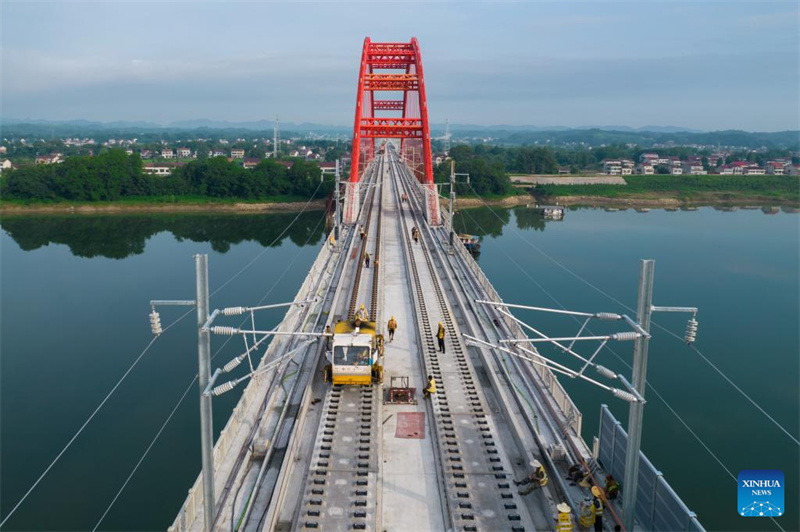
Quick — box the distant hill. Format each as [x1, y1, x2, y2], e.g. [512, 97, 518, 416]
[2, 119, 796, 149]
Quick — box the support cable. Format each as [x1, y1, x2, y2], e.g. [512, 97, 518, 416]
[210, 180, 324, 298]
[91, 211, 327, 530]
[465, 183, 799, 446]
[2, 204, 327, 530]
[459, 204, 787, 531]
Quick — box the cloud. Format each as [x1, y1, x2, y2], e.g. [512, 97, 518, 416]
[1, 47, 350, 94]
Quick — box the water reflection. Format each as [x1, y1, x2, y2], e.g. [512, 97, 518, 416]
[0, 211, 327, 259]
[454, 205, 554, 236]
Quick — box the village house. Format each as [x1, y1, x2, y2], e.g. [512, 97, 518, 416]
[603, 159, 622, 175]
[682, 162, 707, 175]
[161, 149, 175, 159]
[35, 153, 64, 164]
[242, 158, 261, 169]
[319, 161, 338, 175]
[231, 149, 245, 159]
[636, 163, 655, 175]
[0, 159, 13, 173]
[177, 147, 191, 158]
[639, 153, 659, 164]
[743, 165, 765, 175]
[143, 163, 175, 176]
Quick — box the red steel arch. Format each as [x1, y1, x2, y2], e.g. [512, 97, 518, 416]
[345, 37, 439, 225]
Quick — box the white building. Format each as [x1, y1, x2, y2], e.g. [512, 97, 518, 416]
[177, 147, 191, 158]
[603, 160, 622, 175]
[143, 163, 174, 176]
[162, 149, 175, 159]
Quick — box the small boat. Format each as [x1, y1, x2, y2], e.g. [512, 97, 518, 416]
[458, 234, 482, 253]
[540, 205, 565, 219]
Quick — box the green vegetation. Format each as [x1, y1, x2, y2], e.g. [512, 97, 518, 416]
[431, 144, 799, 204]
[0, 150, 333, 203]
[433, 144, 558, 196]
[534, 175, 800, 202]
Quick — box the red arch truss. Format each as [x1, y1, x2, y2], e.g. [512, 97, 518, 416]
[345, 37, 439, 225]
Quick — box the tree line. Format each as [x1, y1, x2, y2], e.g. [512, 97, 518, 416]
[0, 150, 334, 202]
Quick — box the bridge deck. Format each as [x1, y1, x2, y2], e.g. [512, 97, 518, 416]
[169, 151, 609, 532]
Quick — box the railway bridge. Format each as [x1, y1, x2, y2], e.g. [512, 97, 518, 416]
[168, 38, 702, 532]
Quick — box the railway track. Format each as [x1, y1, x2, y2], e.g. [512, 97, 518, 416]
[389, 151, 534, 531]
[293, 159, 385, 531]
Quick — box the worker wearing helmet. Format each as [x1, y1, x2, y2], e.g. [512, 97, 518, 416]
[578, 495, 595, 528]
[517, 460, 548, 495]
[591, 485, 605, 531]
[423, 375, 436, 399]
[555, 503, 574, 532]
[387, 316, 397, 342]
[436, 322, 446, 353]
[355, 304, 368, 322]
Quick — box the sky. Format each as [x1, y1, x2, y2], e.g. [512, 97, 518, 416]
[2, 1, 798, 131]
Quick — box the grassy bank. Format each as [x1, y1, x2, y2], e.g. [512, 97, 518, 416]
[0, 195, 327, 215]
[532, 175, 799, 206]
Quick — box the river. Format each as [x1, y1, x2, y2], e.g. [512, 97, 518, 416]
[1, 207, 797, 531]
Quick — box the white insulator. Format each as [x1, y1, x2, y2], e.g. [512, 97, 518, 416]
[595, 312, 621, 320]
[149, 310, 163, 336]
[611, 331, 640, 342]
[222, 306, 246, 316]
[595, 365, 617, 379]
[223, 354, 246, 373]
[212, 380, 239, 396]
[685, 318, 698, 344]
[211, 326, 239, 336]
[612, 389, 639, 403]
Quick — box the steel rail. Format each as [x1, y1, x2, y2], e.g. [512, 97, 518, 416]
[392, 150, 533, 531]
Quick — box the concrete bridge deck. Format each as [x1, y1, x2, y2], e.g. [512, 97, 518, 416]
[169, 151, 608, 532]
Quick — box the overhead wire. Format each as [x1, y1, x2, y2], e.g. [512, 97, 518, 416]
[458, 205, 788, 532]
[91, 211, 328, 530]
[1, 192, 328, 530]
[210, 180, 325, 297]
[465, 182, 799, 446]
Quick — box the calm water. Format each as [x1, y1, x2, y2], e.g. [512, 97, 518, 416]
[1, 207, 797, 531]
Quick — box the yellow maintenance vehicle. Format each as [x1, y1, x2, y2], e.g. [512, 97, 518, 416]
[324, 316, 384, 385]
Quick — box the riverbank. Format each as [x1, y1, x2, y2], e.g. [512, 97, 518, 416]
[1, 190, 796, 216]
[457, 191, 799, 209]
[545, 192, 800, 209]
[0, 199, 327, 216]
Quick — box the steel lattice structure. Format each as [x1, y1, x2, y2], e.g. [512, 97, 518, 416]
[344, 37, 440, 225]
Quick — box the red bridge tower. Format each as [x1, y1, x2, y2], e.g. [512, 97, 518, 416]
[343, 37, 440, 225]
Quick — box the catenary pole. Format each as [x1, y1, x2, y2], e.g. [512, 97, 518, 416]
[623, 259, 655, 531]
[195, 254, 215, 531]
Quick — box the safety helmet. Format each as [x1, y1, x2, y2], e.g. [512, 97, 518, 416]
[531, 460, 541, 469]
[438, 322, 443, 327]
[360, 304, 365, 309]
[556, 503, 571, 514]
[591, 486, 602, 498]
